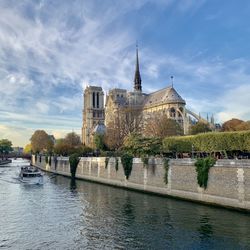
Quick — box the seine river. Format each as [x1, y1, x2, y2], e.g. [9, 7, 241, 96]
[1, 159, 250, 250]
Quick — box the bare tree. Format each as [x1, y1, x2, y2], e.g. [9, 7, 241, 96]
[104, 105, 143, 150]
[143, 114, 183, 138]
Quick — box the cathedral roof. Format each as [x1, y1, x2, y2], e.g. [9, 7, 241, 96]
[144, 86, 186, 106]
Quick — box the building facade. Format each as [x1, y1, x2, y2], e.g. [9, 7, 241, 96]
[82, 48, 214, 146]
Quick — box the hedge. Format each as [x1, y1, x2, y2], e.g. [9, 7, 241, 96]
[163, 131, 250, 153]
[122, 133, 162, 157]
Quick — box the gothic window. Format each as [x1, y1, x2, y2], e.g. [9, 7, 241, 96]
[97, 92, 99, 108]
[92, 92, 95, 108]
[170, 107, 176, 118]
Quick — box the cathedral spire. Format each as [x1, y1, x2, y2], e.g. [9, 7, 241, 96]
[134, 43, 142, 92]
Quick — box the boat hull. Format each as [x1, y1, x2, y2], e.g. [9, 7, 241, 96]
[19, 176, 43, 185]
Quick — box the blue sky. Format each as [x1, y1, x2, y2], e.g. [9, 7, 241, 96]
[1, 0, 250, 146]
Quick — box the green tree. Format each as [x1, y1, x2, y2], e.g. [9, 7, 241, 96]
[30, 130, 54, 153]
[93, 134, 105, 150]
[122, 133, 162, 157]
[0, 139, 12, 158]
[190, 122, 211, 135]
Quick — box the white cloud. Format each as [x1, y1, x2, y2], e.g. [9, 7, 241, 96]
[0, 0, 249, 146]
[216, 84, 250, 122]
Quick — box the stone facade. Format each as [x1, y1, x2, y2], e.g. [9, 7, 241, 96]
[82, 86, 105, 146]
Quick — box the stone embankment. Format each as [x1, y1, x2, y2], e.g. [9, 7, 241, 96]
[33, 156, 250, 211]
[0, 159, 12, 165]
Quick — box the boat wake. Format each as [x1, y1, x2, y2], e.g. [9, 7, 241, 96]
[0, 177, 19, 184]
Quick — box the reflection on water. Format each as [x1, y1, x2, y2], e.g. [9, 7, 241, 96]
[70, 178, 77, 190]
[0, 159, 250, 249]
[198, 214, 213, 240]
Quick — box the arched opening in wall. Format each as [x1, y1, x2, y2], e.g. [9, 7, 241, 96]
[170, 107, 176, 118]
[177, 111, 182, 118]
[97, 92, 99, 108]
[92, 92, 96, 108]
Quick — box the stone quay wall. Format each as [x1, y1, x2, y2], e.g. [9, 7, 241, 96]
[33, 156, 250, 211]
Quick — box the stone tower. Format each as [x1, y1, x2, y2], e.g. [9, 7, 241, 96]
[82, 86, 105, 146]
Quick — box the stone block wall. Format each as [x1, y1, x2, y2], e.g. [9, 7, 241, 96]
[32, 155, 250, 211]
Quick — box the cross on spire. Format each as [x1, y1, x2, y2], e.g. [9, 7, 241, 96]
[171, 76, 174, 88]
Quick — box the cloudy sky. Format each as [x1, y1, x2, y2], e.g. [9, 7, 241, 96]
[0, 0, 250, 146]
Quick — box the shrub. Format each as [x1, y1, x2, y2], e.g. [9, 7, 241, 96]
[163, 131, 250, 154]
[163, 158, 169, 184]
[105, 157, 109, 169]
[141, 155, 149, 167]
[195, 157, 216, 189]
[115, 157, 119, 171]
[69, 153, 80, 179]
[121, 153, 133, 179]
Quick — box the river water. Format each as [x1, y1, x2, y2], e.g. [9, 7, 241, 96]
[0, 159, 250, 250]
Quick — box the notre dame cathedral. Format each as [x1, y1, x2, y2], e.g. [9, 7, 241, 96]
[82, 47, 215, 147]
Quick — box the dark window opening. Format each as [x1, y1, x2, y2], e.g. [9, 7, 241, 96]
[92, 92, 95, 108]
[97, 92, 99, 108]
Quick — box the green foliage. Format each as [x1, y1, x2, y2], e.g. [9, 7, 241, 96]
[93, 134, 106, 150]
[190, 122, 212, 135]
[163, 136, 192, 153]
[123, 133, 162, 157]
[195, 157, 216, 189]
[141, 155, 149, 167]
[163, 130, 250, 153]
[69, 153, 80, 179]
[121, 153, 133, 179]
[0, 139, 12, 154]
[115, 157, 119, 171]
[105, 157, 109, 169]
[163, 158, 169, 184]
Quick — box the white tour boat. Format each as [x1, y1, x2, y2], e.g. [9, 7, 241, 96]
[19, 166, 43, 185]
